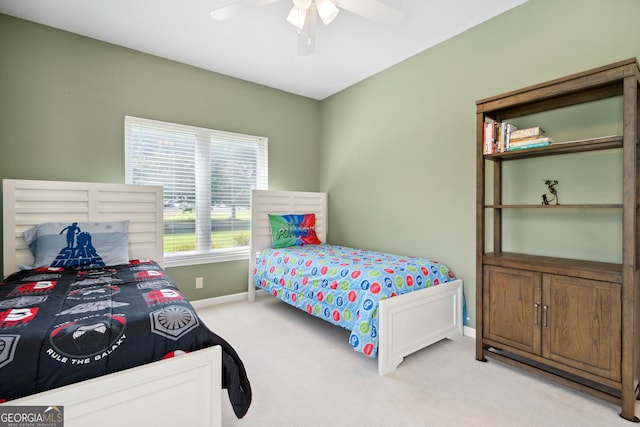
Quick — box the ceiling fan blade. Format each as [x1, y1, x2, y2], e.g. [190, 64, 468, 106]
[210, 0, 282, 20]
[337, 0, 403, 25]
[297, 7, 316, 56]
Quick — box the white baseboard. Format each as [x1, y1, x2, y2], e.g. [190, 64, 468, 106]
[463, 326, 476, 338]
[190, 289, 267, 310]
[190, 292, 248, 310]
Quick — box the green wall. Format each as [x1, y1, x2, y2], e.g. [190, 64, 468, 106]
[320, 0, 640, 327]
[2, 0, 640, 327]
[0, 13, 321, 300]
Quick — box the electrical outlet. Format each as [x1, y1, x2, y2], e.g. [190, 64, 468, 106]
[195, 277, 204, 289]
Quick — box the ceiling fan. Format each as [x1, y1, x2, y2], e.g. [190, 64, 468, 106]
[210, 0, 403, 55]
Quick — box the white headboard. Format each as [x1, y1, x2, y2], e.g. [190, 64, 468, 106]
[3, 179, 164, 277]
[248, 190, 327, 300]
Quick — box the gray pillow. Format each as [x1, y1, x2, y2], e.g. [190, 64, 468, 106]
[23, 221, 129, 269]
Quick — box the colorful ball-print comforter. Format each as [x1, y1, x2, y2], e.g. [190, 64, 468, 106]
[253, 244, 456, 358]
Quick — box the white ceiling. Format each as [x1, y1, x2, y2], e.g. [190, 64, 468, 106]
[0, 0, 528, 100]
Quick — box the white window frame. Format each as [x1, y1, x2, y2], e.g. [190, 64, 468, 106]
[125, 116, 268, 267]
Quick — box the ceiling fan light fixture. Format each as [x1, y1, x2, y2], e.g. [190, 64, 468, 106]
[286, 6, 306, 30]
[315, 0, 339, 25]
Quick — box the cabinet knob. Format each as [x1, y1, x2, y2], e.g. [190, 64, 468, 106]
[534, 303, 540, 325]
[543, 305, 549, 327]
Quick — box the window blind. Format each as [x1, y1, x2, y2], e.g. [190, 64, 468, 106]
[125, 116, 268, 266]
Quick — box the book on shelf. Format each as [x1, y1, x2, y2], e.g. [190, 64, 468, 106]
[482, 120, 557, 154]
[510, 126, 545, 141]
[500, 122, 517, 152]
[483, 121, 517, 154]
[508, 134, 549, 144]
[483, 121, 495, 154]
[508, 136, 554, 148]
[507, 140, 550, 151]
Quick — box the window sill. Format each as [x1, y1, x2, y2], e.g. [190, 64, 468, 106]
[163, 248, 249, 268]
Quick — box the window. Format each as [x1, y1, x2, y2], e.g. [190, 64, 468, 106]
[125, 116, 268, 267]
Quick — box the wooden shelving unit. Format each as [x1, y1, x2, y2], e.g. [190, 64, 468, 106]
[476, 58, 640, 421]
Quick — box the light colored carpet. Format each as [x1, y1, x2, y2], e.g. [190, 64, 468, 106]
[196, 296, 638, 427]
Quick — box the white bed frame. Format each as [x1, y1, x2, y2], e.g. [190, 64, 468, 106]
[249, 189, 464, 375]
[2, 179, 222, 427]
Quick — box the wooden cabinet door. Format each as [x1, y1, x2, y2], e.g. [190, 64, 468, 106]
[483, 266, 542, 354]
[542, 274, 621, 381]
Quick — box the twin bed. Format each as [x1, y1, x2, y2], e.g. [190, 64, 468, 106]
[1, 179, 250, 427]
[249, 190, 464, 375]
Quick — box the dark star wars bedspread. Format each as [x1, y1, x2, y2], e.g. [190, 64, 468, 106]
[0, 260, 251, 418]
